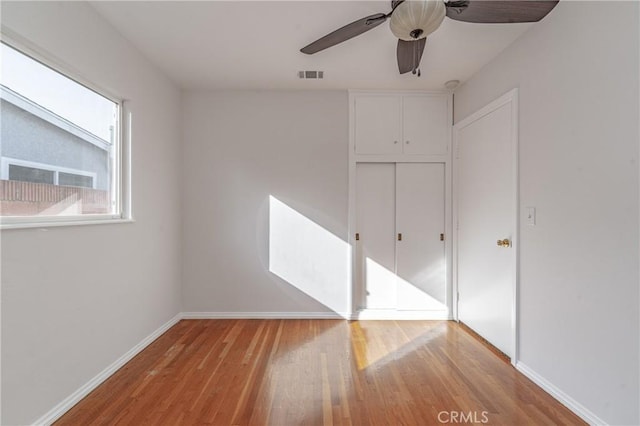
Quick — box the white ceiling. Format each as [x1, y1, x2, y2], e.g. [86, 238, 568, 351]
[90, 1, 538, 91]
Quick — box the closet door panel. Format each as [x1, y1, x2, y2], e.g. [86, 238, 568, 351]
[356, 163, 397, 309]
[395, 163, 446, 310]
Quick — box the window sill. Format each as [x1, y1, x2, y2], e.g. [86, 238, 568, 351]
[0, 217, 135, 230]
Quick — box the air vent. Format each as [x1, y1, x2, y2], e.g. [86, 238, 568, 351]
[298, 70, 324, 79]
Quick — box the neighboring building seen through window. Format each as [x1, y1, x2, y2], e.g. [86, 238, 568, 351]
[0, 42, 120, 220]
[59, 172, 94, 189]
[9, 164, 55, 185]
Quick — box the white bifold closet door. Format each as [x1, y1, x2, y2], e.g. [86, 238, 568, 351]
[356, 162, 445, 311]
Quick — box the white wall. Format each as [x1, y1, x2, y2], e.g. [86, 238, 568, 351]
[1, 2, 183, 424]
[3, 1, 637, 424]
[182, 91, 349, 315]
[454, 2, 639, 424]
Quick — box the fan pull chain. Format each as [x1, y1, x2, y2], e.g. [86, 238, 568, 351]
[411, 41, 421, 77]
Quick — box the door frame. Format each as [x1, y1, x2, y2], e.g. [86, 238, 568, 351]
[452, 88, 519, 365]
[347, 90, 453, 320]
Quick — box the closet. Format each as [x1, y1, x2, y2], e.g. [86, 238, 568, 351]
[350, 91, 451, 317]
[355, 163, 445, 311]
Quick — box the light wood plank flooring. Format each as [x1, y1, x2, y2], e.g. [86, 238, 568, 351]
[56, 320, 585, 425]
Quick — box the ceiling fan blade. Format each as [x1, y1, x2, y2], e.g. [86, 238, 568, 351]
[397, 38, 427, 74]
[301, 13, 388, 54]
[445, 0, 559, 24]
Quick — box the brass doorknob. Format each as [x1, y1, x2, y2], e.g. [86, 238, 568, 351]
[497, 238, 511, 247]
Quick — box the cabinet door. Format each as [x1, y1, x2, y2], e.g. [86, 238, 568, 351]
[355, 96, 402, 155]
[395, 163, 446, 311]
[356, 163, 397, 309]
[402, 96, 449, 155]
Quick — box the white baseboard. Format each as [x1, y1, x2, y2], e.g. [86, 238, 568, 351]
[515, 361, 607, 425]
[181, 311, 349, 319]
[32, 313, 182, 426]
[181, 311, 451, 321]
[353, 309, 451, 320]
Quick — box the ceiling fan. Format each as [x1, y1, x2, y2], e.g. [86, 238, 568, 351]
[300, 0, 559, 76]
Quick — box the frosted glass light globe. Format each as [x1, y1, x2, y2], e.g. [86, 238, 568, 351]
[390, 0, 446, 41]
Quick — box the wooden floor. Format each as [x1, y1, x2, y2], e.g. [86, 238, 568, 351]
[57, 320, 585, 425]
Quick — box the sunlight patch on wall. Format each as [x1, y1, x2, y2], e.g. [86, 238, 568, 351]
[396, 264, 447, 311]
[364, 257, 448, 312]
[269, 196, 350, 316]
[364, 257, 397, 309]
[400, 259, 446, 305]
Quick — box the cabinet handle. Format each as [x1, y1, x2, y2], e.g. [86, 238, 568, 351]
[405, 140, 410, 144]
[398, 233, 402, 241]
[393, 140, 398, 144]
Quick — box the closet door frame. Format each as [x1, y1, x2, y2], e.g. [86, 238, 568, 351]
[348, 90, 453, 320]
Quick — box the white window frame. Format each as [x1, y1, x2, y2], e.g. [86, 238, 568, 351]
[1, 157, 98, 189]
[0, 35, 131, 229]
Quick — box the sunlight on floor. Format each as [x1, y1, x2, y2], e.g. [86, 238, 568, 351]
[349, 320, 445, 370]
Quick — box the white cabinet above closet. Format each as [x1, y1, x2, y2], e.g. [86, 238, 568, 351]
[352, 92, 451, 158]
[403, 95, 449, 155]
[354, 95, 401, 155]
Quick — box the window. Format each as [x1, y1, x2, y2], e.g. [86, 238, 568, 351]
[1, 157, 97, 188]
[58, 172, 94, 189]
[0, 41, 126, 227]
[9, 164, 55, 185]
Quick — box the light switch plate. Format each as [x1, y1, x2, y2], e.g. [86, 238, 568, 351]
[526, 207, 536, 226]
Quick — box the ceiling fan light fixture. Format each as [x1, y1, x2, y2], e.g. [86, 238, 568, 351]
[390, 0, 446, 41]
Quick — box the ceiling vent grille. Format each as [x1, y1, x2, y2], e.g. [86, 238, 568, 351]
[298, 70, 324, 79]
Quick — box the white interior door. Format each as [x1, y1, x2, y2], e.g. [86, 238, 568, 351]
[455, 92, 517, 358]
[356, 163, 396, 309]
[396, 163, 446, 311]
